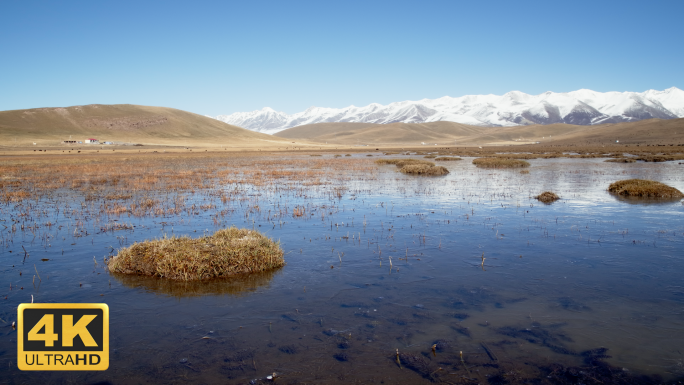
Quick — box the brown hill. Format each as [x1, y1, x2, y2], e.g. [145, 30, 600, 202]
[273, 122, 380, 139]
[275, 121, 487, 144]
[273, 118, 684, 146]
[0, 104, 291, 147]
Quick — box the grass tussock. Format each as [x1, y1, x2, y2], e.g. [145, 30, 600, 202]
[400, 164, 449, 175]
[605, 158, 636, 163]
[608, 179, 684, 199]
[435, 157, 462, 161]
[423, 155, 436, 159]
[520, 169, 530, 174]
[107, 226, 285, 280]
[375, 158, 434, 168]
[376, 158, 448, 175]
[473, 158, 530, 168]
[535, 191, 560, 204]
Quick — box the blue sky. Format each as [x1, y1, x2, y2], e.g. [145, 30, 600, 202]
[1, 0, 682, 116]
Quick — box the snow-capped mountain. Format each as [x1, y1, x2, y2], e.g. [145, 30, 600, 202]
[214, 88, 684, 134]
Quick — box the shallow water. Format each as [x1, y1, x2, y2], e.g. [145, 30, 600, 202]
[1, 156, 683, 384]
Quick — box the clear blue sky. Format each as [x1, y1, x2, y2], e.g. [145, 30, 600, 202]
[1, 0, 682, 116]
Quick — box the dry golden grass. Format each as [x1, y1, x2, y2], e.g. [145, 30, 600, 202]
[608, 179, 684, 199]
[107, 226, 285, 280]
[535, 191, 560, 204]
[375, 158, 434, 167]
[375, 158, 448, 175]
[400, 164, 449, 176]
[435, 157, 462, 161]
[472, 158, 530, 168]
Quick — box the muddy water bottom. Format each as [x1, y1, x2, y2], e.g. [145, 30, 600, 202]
[1, 157, 683, 384]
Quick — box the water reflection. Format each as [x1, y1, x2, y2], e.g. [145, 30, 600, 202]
[609, 193, 683, 205]
[111, 268, 283, 298]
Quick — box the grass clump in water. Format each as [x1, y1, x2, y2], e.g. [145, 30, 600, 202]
[400, 164, 449, 175]
[376, 158, 448, 175]
[107, 226, 285, 280]
[605, 158, 636, 163]
[473, 158, 530, 168]
[535, 191, 560, 204]
[608, 179, 684, 198]
[435, 157, 462, 161]
[375, 158, 434, 168]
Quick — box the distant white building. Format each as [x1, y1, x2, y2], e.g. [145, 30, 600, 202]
[85, 138, 99, 144]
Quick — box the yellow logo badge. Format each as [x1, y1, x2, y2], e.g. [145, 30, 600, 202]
[17, 303, 109, 371]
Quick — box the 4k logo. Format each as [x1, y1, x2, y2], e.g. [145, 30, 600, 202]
[18, 303, 109, 371]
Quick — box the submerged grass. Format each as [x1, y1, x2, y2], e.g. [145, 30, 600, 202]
[608, 179, 684, 198]
[473, 158, 530, 168]
[435, 157, 462, 161]
[605, 158, 636, 163]
[107, 226, 285, 280]
[535, 191, 560, 204]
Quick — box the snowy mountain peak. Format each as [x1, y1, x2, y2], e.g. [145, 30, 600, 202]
[214, 88, 684, 134]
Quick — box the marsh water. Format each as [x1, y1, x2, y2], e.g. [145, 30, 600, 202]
[1, 155, 683, 384]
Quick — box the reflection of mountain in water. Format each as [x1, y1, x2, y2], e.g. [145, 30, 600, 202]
[111, 268, 282, 298]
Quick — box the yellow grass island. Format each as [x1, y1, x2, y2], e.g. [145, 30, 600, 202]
[107, 227, 285, 280]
